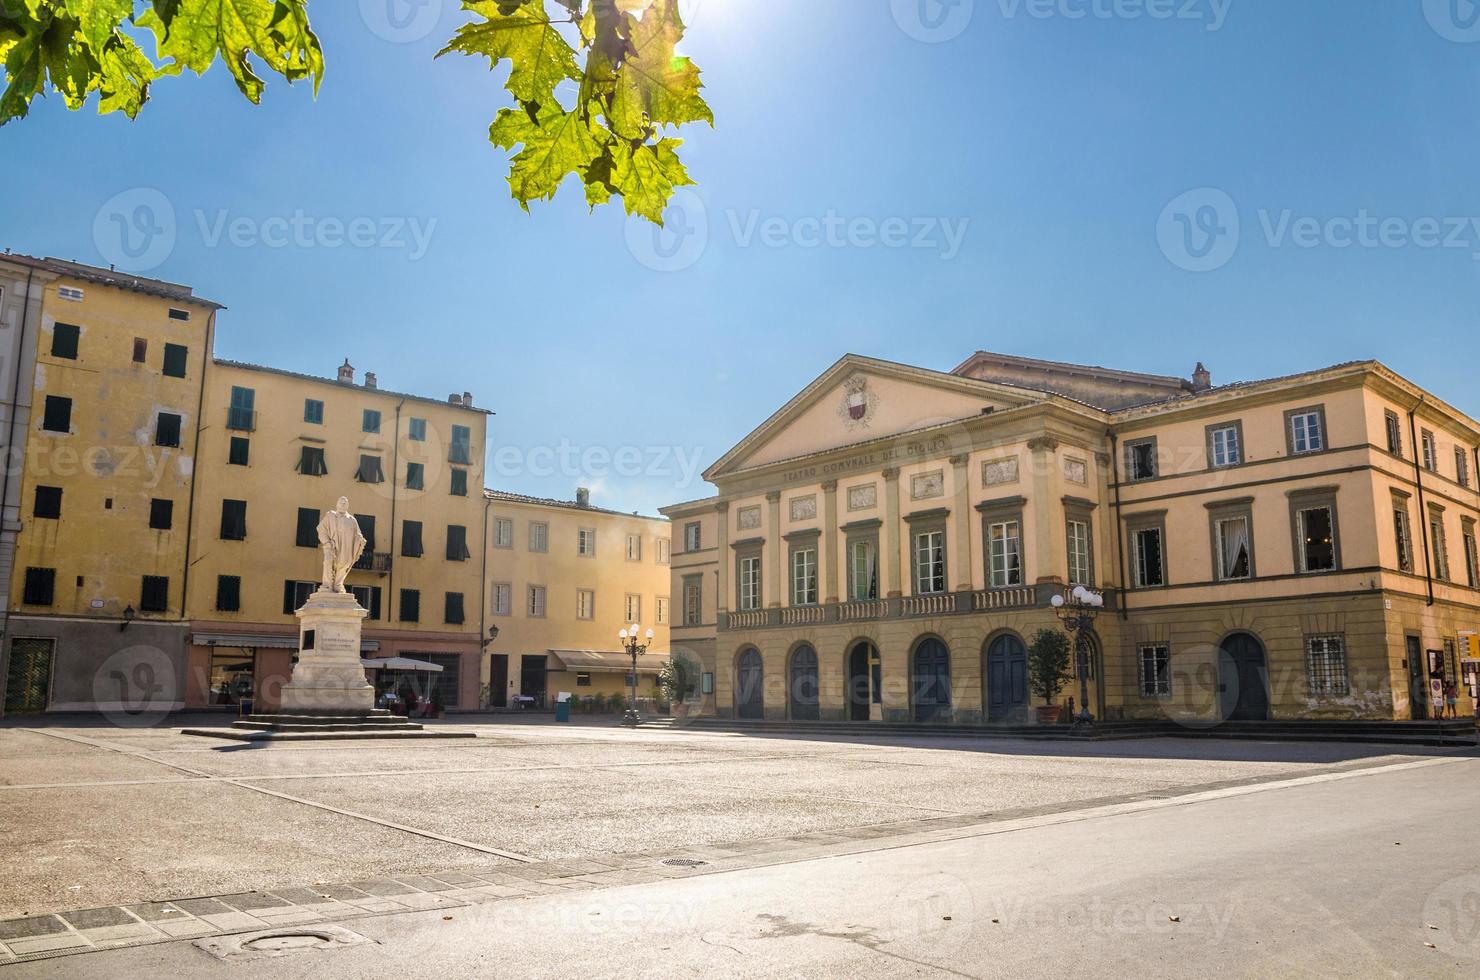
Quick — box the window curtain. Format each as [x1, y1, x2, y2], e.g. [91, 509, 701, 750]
[1222, 519, 1250, 578]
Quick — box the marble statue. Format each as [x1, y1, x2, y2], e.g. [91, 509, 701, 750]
[318, 496, 366, 592]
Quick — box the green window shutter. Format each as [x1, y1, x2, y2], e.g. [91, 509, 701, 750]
[51, 323, 80, 359]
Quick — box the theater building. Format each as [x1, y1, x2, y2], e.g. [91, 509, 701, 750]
[661, 352, 1480, 725]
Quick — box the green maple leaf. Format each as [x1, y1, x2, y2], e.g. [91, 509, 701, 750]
[489, 100, 601, 209]
[609, 135, 692, 223]
[609, 0, 710, 138]
[138, 0, 323, 104]
[439, 0, 580, 107]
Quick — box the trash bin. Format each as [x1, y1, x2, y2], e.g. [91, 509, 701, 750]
[554, 692, 571, 722]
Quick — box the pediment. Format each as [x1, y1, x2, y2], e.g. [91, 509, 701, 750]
[706, 355, 1041, 479]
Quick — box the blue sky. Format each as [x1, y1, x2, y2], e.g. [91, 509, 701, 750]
[5, 0, 1480, 514]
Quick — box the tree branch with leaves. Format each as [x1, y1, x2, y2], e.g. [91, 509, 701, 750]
[0, 0, 709, 223]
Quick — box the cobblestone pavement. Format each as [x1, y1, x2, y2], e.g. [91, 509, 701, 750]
[0, 717, 1469, 966]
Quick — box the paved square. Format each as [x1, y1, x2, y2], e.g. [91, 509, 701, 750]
[0, 717, 1457, 922]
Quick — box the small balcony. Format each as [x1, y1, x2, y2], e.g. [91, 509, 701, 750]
[718, 584, 1107, 632]
[353, 551, 393, 574]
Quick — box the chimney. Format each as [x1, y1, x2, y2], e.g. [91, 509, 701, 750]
[337, 358, 355, 384]
[462, 391, 473, 407]
[449, 393, 461, 405]
[576, 487, 591, 508]
[1191, 362, 1212, 392]
[364, 372, 377, 389]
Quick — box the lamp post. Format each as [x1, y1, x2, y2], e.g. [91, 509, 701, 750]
[1051, 585, 1105, 728]
[618, 623, 654, 728]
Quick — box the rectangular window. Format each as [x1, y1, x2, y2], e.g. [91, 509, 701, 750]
[1394, 506, 1414, 573]
[1297, 506, 1337, 573]
[226, 387, 255, 431]
[1464, 526, 1478, 589]
[527, 585, 546, 618]
[363, 409, 381, 433]
[1139, 644, 1171, 697]
[58, 285, 83, 301]
[132, 338, 147, 363]
[401, 520, 424, 558]
[155, 412, 182, 448]
[656, 596, 669, 625]
[1431, 512, 1450, 582]
[1126, 439, 1158, 481]
[51, 322, 79, 359]
[494, 518, 513, 549]
[161, 343, 188, 378]
[1209, 424, 1242, 468]
[297, 446, 328, 476]
[625, 593, 641, 623]
[1133, 527, 1165, 588]
[408, 417, 426, 441]
[449, 468, 468, 496]
[491, 583, 512, 616]
[149, 498, 174, 530]
[683, 576, 702, 625]
[399, 589, 420, 622]
[657, 538, 670, 564]
[577, 589, 595, 620]
[446, 524, 470, 561]
[791, 547, 819, 605]
[228, 436, 250, 466]
[1306, 635, 1350, 696]
[219, 499, 247, 540]
[684, 522, 701, 551]
[140, 575, 169, 613]
[626, 534, 642, 561]
[849, 537, 879, 600]
[350, 585, 382, 620]
[1457, 449, 1471, 489]
[355, 514, 377, 554]
[33, 485, 62, 519]
[1385, 411, 1403, 456]
[529, 522, 548, 553]
[22, 567, 55, 606]
[304, 399, 324, 424]
[444, 592, 465, 625]
[449, 424, 472, 464]
[283, 580, 316, 614]
[913, 529, 946, 594]
[294, 508, 319, 548]
[168, 307, 191, 321]
[988, 520, 1022, 588]
[1214, 516, 1251, 581]
[355, 454, 384, 484]
[1422, 430, 1438, 472]
[405, 462, 424, 491]
[42, 395, 71, 433]
[216, 575, 241, 612]
[577, 527, 596, 557]
[1067, 518, 1092, 586]
[1288, 409, 1325, 455]
[738, 555, 762, 610]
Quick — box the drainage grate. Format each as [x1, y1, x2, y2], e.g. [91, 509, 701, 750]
[195, 926, 374, 962]
[662, 858, 708, 868]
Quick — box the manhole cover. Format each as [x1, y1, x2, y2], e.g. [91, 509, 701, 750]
[662, 858, 708, 868]
[195, 925, 374, 961]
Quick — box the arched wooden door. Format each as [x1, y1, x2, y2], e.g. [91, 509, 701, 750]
[986, 634, 1028, 722]
[1220, 633, 1269, 721]
[912, 638, 951, 722]
[736, 648, 765, 720]
[789, 646, 820, 721]
[846, 642, 876, 721]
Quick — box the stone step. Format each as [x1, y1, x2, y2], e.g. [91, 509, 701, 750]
[231, 721, 425, 733]
[180, 727, 477, 742]
[243, 714, 410, 726]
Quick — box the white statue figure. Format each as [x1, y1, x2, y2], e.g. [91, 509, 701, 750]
[318, 496, 366, 592]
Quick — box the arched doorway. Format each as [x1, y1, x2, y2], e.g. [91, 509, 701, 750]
[1220, 632, 1269, 721]
[912, 637, 951, 722]
[846, 641, 879, 721]
[736, 648, 765, 720]
[985, 633, 1028, 722]
[788, 645, 820, 721]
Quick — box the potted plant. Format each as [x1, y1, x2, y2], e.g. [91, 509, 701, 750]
[657, 656, 696, 719]
[1028, 628, 1072, 725]
[429, 684, 445, 719]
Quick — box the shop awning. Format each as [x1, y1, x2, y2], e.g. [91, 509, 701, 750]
[361, 657, 444, 672]
[192, 632, 381, 653]
[547, 649, 669, 675]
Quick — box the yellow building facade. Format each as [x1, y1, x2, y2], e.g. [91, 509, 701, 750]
[483, 489, 671, 709]
[662, 353, 1480, 727]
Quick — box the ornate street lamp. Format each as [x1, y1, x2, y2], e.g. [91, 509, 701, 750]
[1051, 585, 1105, 728]
[618, 623, 654, 728]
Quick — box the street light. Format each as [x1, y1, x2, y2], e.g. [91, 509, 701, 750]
[1051, 586, 1105, 728]
[618, 623, 654, 728]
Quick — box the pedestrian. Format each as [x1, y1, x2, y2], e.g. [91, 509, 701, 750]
[1443, 680, 1458, 719]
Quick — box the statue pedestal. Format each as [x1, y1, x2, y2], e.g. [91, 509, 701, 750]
[278, 589, 374, 714]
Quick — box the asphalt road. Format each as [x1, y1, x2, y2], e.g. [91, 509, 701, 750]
[10, 742, 1479, 977]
